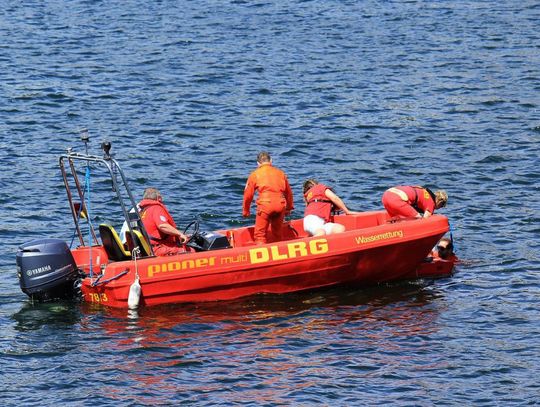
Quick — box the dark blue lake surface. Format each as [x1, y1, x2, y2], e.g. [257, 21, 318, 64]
[1, 1, 539, 405]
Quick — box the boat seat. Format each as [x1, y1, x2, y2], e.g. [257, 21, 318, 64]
[125, 230, 152, 257]
[98, 224, 131, 262]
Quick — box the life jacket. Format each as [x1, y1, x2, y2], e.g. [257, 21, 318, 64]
[411, 186, 436, 213]
[304, 184, 334, 222]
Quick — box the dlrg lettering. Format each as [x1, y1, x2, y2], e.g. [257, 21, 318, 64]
[249, 239, 329, 264]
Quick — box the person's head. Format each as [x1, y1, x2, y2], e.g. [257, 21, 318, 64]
[143, 187, 162, 202]
[257, 151, 272, 165]
[435, 190, 448, 209]
[436, 237, 454, 259]
[303, 178, 319, 194]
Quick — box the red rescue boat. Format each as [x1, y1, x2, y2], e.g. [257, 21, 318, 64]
[16, 140, 455, 309]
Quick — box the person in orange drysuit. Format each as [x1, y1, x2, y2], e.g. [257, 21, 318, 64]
[139, 187, 190, 256]
[381, 185, 448, 219]
[243, 152, 294, 244]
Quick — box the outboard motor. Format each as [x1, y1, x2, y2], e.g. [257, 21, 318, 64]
[16, 238, 82, 302]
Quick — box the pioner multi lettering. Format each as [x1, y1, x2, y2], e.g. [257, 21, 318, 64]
[147, 256, 217, 278]
[146, 239, 330, 277]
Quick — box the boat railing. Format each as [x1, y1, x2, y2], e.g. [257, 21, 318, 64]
[59, 137, 155, 256]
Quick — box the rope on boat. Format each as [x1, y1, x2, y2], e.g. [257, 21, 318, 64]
[132, 247, 140, 279]
[449, 221, 457, 253]
[91, 268, 129, 287]
[85, 164, 93, 278]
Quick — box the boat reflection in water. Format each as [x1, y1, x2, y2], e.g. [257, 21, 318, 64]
[67, 285, 448, 404]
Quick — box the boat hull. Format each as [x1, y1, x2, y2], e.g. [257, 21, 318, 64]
[79, 211, 450, 308]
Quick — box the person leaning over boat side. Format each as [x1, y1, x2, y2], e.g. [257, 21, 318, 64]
[243, 151, 294, 244]
[302, 179, 360, 236]
[381, 185, 448, 219]
[139, 187, 190, 256]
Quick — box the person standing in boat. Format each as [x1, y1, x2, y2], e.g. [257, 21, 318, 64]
[139, 187, 190, 256]
[302, 179, 360, 236]
[382, 185, 448, 219]
[243, 151, 294, 244]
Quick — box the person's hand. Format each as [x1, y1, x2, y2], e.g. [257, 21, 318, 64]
[243, 211, 250, 218]
[178, 233, 188, 243]
[345, 210, 361, 215]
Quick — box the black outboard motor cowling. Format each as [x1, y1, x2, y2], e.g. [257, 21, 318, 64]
[16, 238, 81, 302]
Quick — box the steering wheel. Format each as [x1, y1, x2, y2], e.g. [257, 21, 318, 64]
[182, 220, 200, 245]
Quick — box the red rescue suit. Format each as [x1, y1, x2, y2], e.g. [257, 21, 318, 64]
[139, 199, 187, 256]
[243, 163, 294, 244]
[382, 186, 436, 219]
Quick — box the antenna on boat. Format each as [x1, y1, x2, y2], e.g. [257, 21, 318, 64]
[80, 128, 90, 155]
[101, 141, 117, 191]
[101, 140, 112, 159]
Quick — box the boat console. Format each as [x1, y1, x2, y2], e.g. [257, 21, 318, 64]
[187, 231, 231, 252]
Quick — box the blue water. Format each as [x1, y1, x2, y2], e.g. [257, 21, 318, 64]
[1, 1, 540, 405]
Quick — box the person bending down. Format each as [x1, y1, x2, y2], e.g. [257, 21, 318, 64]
[382, 185, 447, 219]
[303, 179, 360, 236]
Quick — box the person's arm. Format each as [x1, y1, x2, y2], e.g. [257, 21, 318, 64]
[284, 177, 294, 213]
[158, 223, 188, 242]
[243, 174, 256, 217]
[422, 197, 435, 218]
[325, 189, 360, 215]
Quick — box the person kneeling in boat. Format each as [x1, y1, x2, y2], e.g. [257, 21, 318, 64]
[382, 185, 447, 220]
[303, 179, 360, 236]
[139, 187, 190, 256]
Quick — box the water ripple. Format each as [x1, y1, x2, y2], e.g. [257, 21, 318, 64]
[1, 0, 540, 405]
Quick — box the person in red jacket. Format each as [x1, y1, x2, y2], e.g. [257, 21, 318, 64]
[303, 179, 360, 236]
[243, 152, 294, 244]
[382, 185, 448, 219]
[139, 187, 190, 256]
